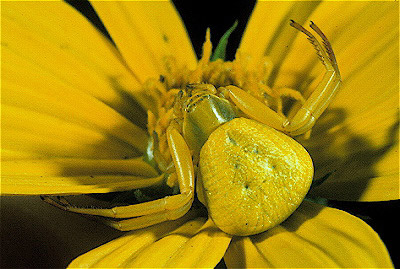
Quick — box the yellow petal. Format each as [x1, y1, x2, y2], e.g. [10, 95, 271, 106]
[238, 1, 320, 79]
[2, 103, 158, 195]
[294, 2, 399, 201]
[1, 1, 147, 125]
[240, 1, 399, 201]
[68, 215, 204, 268]
[163, 218, 231, 268]
[2, 53, 147, 156]
[1, 104, 140, 159]
[2, 1, 149, 163]
[126, 218, 231, 268]
[91, 1, 197, 83]
[1, 157, 157, 178]
[225, 201, 393, 268]
[1, 173, 165, 195]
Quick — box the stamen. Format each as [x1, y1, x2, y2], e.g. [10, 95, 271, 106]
[190, 29, 213, 83]
[202, 28, 212, 64]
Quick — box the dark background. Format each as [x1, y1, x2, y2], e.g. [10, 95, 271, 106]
[1, 1, 398, 268]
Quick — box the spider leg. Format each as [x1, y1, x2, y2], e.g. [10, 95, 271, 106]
[40, 173, 167, 215]
[225, 21, 341, 136]
[283, 20, 342, 136]
[42, 127, 194, 224]
[102, 200, 194, 231]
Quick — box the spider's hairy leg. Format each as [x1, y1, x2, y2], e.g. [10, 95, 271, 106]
[42, 127, 195, 230]
[41, 173, 167, 216]
[309, 21, 340, 75]
[225, 21, 341, 136]
[283, 20, 342, 136]
[103, 199, 194, 231]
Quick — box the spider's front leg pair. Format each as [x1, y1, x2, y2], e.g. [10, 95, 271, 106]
[226, 20, 342, 136]
[43, 126, 195, 231]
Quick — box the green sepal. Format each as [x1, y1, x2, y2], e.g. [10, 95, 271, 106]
[210, 20, 238, 61]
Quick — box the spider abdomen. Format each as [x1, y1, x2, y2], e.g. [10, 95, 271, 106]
[198, 118, 313, 236]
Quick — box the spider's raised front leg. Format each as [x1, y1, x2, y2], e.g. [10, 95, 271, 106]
[226, 21, 342, 136]
[43, 126, 195, 231]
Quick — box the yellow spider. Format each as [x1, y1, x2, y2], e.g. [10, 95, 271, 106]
[43, 21, 341, 236]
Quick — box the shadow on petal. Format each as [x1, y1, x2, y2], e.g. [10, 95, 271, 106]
[300, 107, 399, 201]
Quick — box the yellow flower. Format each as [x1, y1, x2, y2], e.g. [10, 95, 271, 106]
[1, 1, 398, 268]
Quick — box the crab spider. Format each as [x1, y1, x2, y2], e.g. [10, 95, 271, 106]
[43, 21, 341, 235]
